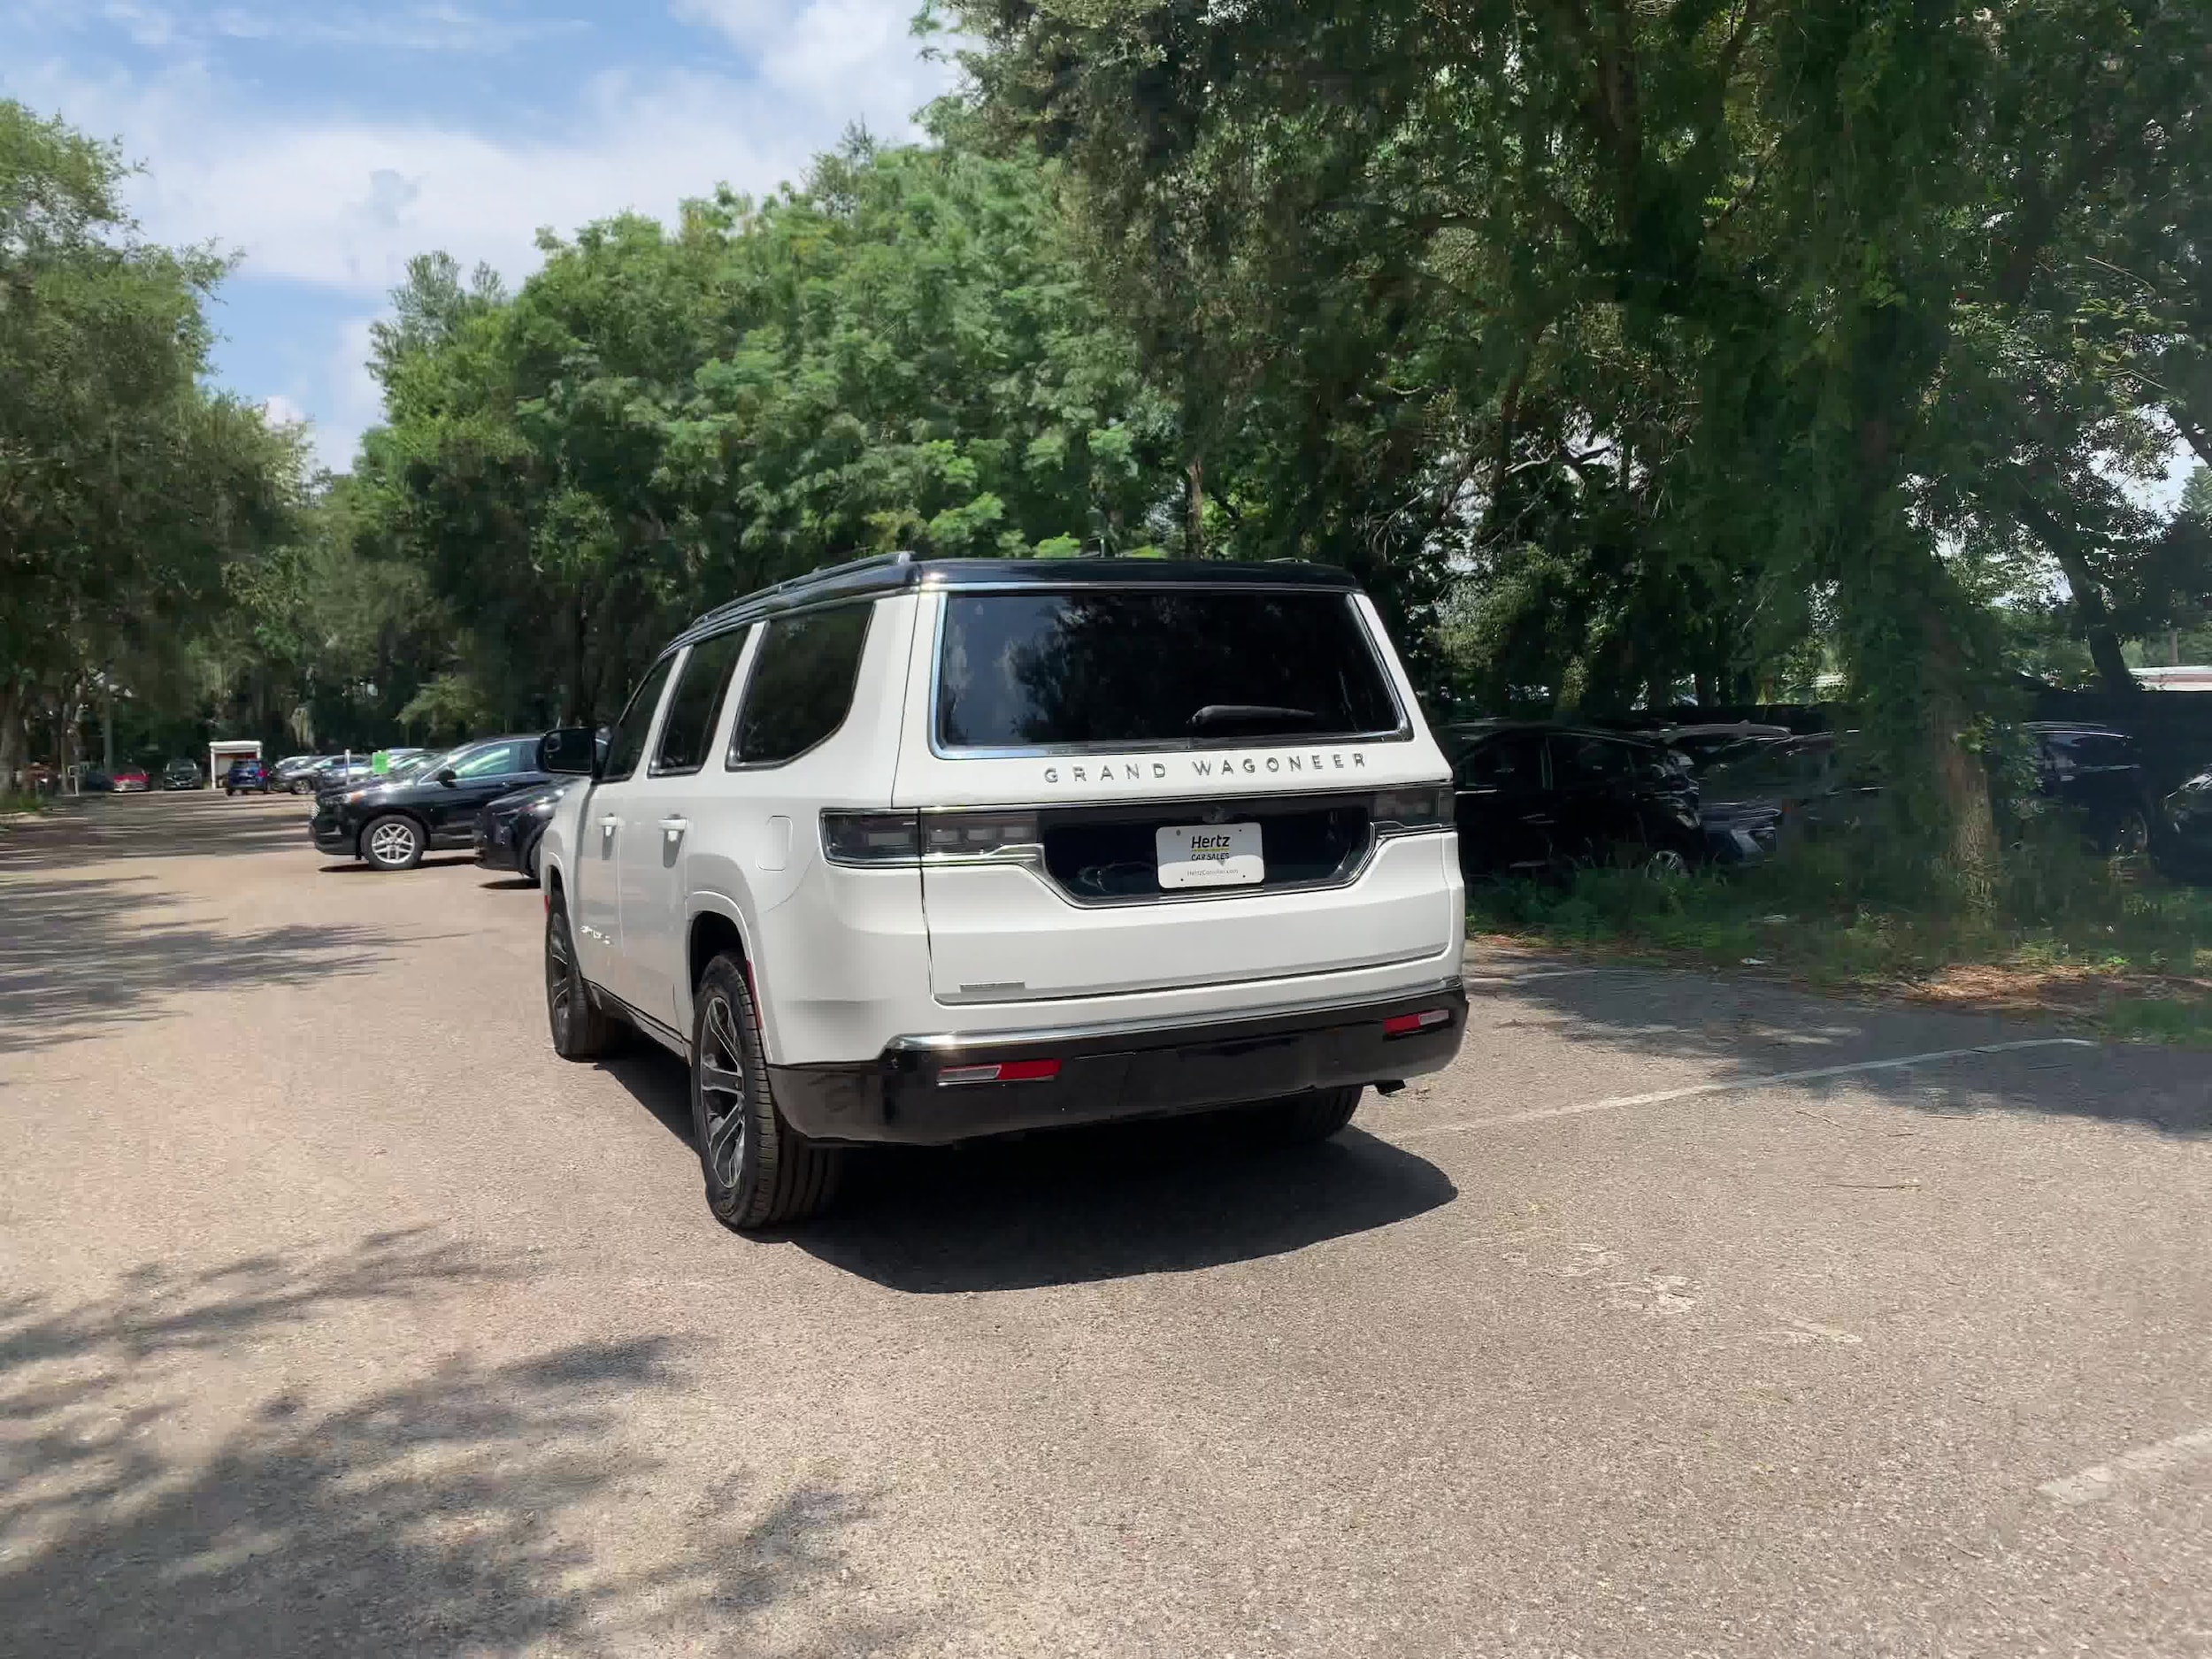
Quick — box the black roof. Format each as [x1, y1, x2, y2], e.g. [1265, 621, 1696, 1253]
[681, 551, 1359, 641]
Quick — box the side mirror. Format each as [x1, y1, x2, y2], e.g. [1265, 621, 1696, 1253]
[435, 767, 459, 786]
[539, 726, 599, 778]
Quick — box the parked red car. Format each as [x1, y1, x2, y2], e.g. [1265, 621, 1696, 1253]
[112, 767, 150, 793]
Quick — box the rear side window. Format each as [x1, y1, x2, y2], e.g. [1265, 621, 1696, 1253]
[602, 657, 675, 783]
[729, 604, 873, 767]
[935, 589, 1402, 751]
[1455, 733, 1541, 789]
[654, 627, 750, 774]
[1549, 735, 1634, 786]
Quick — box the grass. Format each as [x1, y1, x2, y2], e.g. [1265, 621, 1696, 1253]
[0, 788, 44, 818]
[1468, 829, 2212, 1046]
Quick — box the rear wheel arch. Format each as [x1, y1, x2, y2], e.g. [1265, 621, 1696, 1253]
[687, 906, 749, 991]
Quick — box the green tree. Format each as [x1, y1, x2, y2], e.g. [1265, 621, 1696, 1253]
[938, 0, 2212, 883]
[359, 136, 1182, 725]
[0, 100, 302, 778]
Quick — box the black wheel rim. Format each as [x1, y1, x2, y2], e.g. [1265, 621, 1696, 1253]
[546, 910, 574, 1043]
[697, 991, 749, 1188]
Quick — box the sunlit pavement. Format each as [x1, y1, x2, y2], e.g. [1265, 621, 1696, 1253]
[3, 791, 2208, 1657]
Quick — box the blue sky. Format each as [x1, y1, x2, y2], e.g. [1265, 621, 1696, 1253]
[0, 1, 958, 470]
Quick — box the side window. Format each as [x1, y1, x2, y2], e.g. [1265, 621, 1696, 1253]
[653, 627, 750, 775]
[602, 657, 676, 783]
[1550, 735, 1632, 787]
[728, 604, 873, 768]
[452, 741, 531, 780]
[1455, 734, 1540, 790]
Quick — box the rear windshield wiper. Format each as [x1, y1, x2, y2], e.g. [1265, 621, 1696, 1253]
[1187, 703, 1321, 735]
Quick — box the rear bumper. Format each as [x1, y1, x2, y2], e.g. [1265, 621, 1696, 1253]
[474, 822, 521, 870]
[770, 978, 1467, 1147]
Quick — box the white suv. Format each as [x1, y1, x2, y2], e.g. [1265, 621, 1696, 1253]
[537, 555, 1467, 1230]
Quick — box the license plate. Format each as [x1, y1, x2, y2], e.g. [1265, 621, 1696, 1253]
[1156, 822, 1264, 889]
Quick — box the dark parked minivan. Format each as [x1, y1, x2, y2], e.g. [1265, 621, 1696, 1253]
[1443, 722, 1701, 877]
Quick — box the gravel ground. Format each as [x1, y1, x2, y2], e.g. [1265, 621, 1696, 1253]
[3, 791, 2208, 1658]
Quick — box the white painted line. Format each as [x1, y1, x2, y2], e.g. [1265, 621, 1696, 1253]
[2042, 1424, 2212, 1507]
[1508, 968, 1607, 982]
[1402, 1038, 2099, 1138]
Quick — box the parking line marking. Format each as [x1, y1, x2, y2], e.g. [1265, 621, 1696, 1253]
[1402, 1038, 2099, 1138]
[2041, 1424, 2212, 1507]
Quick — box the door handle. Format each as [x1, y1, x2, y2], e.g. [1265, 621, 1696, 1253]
[597, 815, 622, 833]
[657, 818, 689, 834]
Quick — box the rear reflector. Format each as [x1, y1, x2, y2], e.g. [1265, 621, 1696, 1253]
[1383, 1009, 1453, 1037]
[938, 1059, 1063, 1087]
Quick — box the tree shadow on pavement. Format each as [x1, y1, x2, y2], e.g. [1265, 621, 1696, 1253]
[0, 1234, 903, 1657]
[1485, 969, 2212, 1136]
[0, 873, 390, 1056]
[0, 794, 311, 871]
[602, 1047, 1457, 1292]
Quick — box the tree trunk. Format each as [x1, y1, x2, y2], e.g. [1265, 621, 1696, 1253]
[564, 591, 587, 726]
[1922, 610, 2000, 899]
[2051, 544, 2138, 695]
[1184, 457, 1206, 558]
[0, 682, 21, 790]
[102, 686, 114, 772]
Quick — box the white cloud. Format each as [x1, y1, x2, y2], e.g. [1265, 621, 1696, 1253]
[672, 0, 949, 111]
[204, 4, 589, 54]
[323, 316, 386, 466]
[259, 391, 307, 426]
[4, 0, 955, 470]
[17, 25, 953, 299]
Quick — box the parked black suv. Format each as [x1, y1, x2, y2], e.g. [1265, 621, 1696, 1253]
[2155, 769, 2212, 883]
[1443, 722, 1701, 877]
[311, 735, 552, 870]
[473, 780, 572, 883]
[2023, 723, 2155, 855]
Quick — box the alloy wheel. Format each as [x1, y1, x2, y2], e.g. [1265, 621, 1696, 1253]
[696, 992, 749, 1189]
[546, 908, 576, 1045]
[366, 818, 419, 867]
[1646, 847, 1691, 879]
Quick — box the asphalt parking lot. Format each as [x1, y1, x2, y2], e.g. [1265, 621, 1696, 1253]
[3, 791, 2209, 1657]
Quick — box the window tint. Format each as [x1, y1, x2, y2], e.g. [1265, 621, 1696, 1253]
[654, 627, 750, 774]
[729, 605, 873, 767]
[1455, 733, 1541, 789]
[936, 589, 1401, 751]
[451, 741, 533, 780]
[1549, 735, 1635, 787]
[602, 657, 675, 782]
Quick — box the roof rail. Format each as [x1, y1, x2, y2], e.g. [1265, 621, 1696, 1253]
[689, 550, 913, 630]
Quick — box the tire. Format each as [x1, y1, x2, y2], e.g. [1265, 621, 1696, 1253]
[690, 953, 841, 1231]
[360, 813, 425, 871]
[2106, 810, 2150, 858]
[1248, 1086, 1363, 1145]
[544, 893, 616, 1060]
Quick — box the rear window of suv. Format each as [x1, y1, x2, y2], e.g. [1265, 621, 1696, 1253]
[934, 588, 1402, 752]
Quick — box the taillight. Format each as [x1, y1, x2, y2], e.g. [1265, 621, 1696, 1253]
[938, 1059, 1062, 1087]
[921, 810, 1042, 859]
[1383, 1009, 1453, 1037]
[820, 810, 921, 864]
[1371, 786, 1452, 834]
